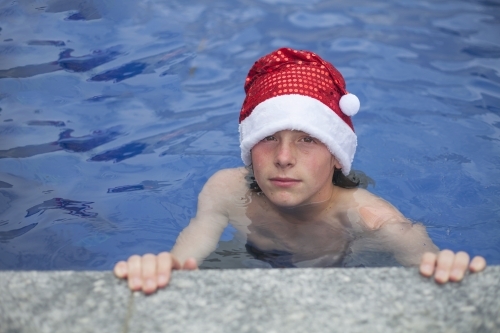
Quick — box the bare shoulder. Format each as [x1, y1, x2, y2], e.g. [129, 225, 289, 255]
[197, 167, 250, 212]
[203, 167, 249, 193]
[199, 168, 248, 205]
[341, 188, 408, 230]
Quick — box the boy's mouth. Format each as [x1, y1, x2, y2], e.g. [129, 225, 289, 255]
[269, 177, 301, 187]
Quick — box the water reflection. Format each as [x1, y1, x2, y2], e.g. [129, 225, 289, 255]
[45, 0, 102, 21]
[0, 47, 122, 79]
[107, 180, 172, 193]
[27, 40, 66, 47]
[0, 127, 122, 159]
[26, 198, 97, 218]
[90, 47, 194, 82]
[89, 114, 232, 162]
[0, 223, 37, 242]
[27, 120, 66, 127]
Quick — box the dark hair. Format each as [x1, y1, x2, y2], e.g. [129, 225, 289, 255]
[333, 168, 361, 189]
[246, 167, 373, 193]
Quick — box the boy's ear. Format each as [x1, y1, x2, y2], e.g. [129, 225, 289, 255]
[332, 156, 342, 169]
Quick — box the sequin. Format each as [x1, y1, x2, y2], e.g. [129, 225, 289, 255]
[240, 47, 353, 131]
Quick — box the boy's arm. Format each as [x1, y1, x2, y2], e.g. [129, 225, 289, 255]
[170, 170, 233, 263]
[114, 169, 235, 294]
[351, 189, 486, 283]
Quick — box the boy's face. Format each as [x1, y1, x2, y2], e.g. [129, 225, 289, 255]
[251, 130, 340, 208]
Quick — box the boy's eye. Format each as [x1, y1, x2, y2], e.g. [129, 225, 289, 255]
[302, 136, 315, 143]
[262, 136, 276, 141]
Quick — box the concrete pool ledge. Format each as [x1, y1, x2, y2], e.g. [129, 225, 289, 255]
[1, 267, 499, 333]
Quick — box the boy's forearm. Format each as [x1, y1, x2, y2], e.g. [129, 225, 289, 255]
[394, 242, 439, 267]
[170, 216, 228, 264]
[170, 234, 218, 264]
[367, 221, 439, 267]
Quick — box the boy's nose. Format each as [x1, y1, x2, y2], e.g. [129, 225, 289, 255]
[275, 142, 296, 168]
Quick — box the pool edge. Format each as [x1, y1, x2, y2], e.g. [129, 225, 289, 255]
[1, 266, 499, 333]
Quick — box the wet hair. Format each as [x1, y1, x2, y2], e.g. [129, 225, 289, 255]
[333, 168, 361, 189]
[245, 166, 373, 193]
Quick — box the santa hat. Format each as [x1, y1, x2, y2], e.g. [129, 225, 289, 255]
[239, 47, 359, 175]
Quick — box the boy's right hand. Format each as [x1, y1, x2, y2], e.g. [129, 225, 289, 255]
[113, 252, 198, 294]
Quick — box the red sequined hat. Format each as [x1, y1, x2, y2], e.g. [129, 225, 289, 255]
[239, 47, 360, 175]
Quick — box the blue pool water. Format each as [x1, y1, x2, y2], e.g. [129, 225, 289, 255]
[0, 0, 499, 269]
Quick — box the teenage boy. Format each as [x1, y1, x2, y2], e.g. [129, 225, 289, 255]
[114, 48, 486, 294]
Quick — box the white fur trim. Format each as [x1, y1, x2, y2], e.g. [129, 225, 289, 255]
[239, 94, 357, 175]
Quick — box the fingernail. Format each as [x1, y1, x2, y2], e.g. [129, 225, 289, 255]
[435, 270, 447, 282]
[421, 264, 433, 275]
[132, 277, 141, 288]
[146, 279, 155, 289]
[158, 275, 167, 286]
[451, 269, 464, 281]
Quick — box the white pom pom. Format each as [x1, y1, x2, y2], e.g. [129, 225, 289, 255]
[339, 93, 360, 116]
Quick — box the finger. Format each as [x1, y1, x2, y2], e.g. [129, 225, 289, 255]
[419, 252, 437, 277]
[182, 257, 199, 271]
[127, 255, 143, 291]
[114, 261, 128, 278]
[434, 250, 455, 284]
[469, 256, 487, 273]
[157, 252, 180, 288]
[141, 254, 158, 294]
[449, 251, 470, 282]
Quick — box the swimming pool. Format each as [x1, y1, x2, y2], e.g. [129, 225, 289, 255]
[0, 0, 499, 269]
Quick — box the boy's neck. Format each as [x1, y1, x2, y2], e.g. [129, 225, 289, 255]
[268, 185, 340, 224]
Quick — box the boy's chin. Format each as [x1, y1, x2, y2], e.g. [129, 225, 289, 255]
[262, 191, 308, 208]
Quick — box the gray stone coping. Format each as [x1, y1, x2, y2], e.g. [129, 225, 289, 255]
[1, 266, 499, 333]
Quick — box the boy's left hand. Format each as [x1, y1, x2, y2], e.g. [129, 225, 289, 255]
[419, 250, 486, 283]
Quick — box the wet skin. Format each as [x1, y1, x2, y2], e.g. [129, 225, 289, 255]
[250, 130, 340, 209]
[114, 130, 487, 294]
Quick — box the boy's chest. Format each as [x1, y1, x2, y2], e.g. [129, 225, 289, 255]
[232, 197, 355, 264]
